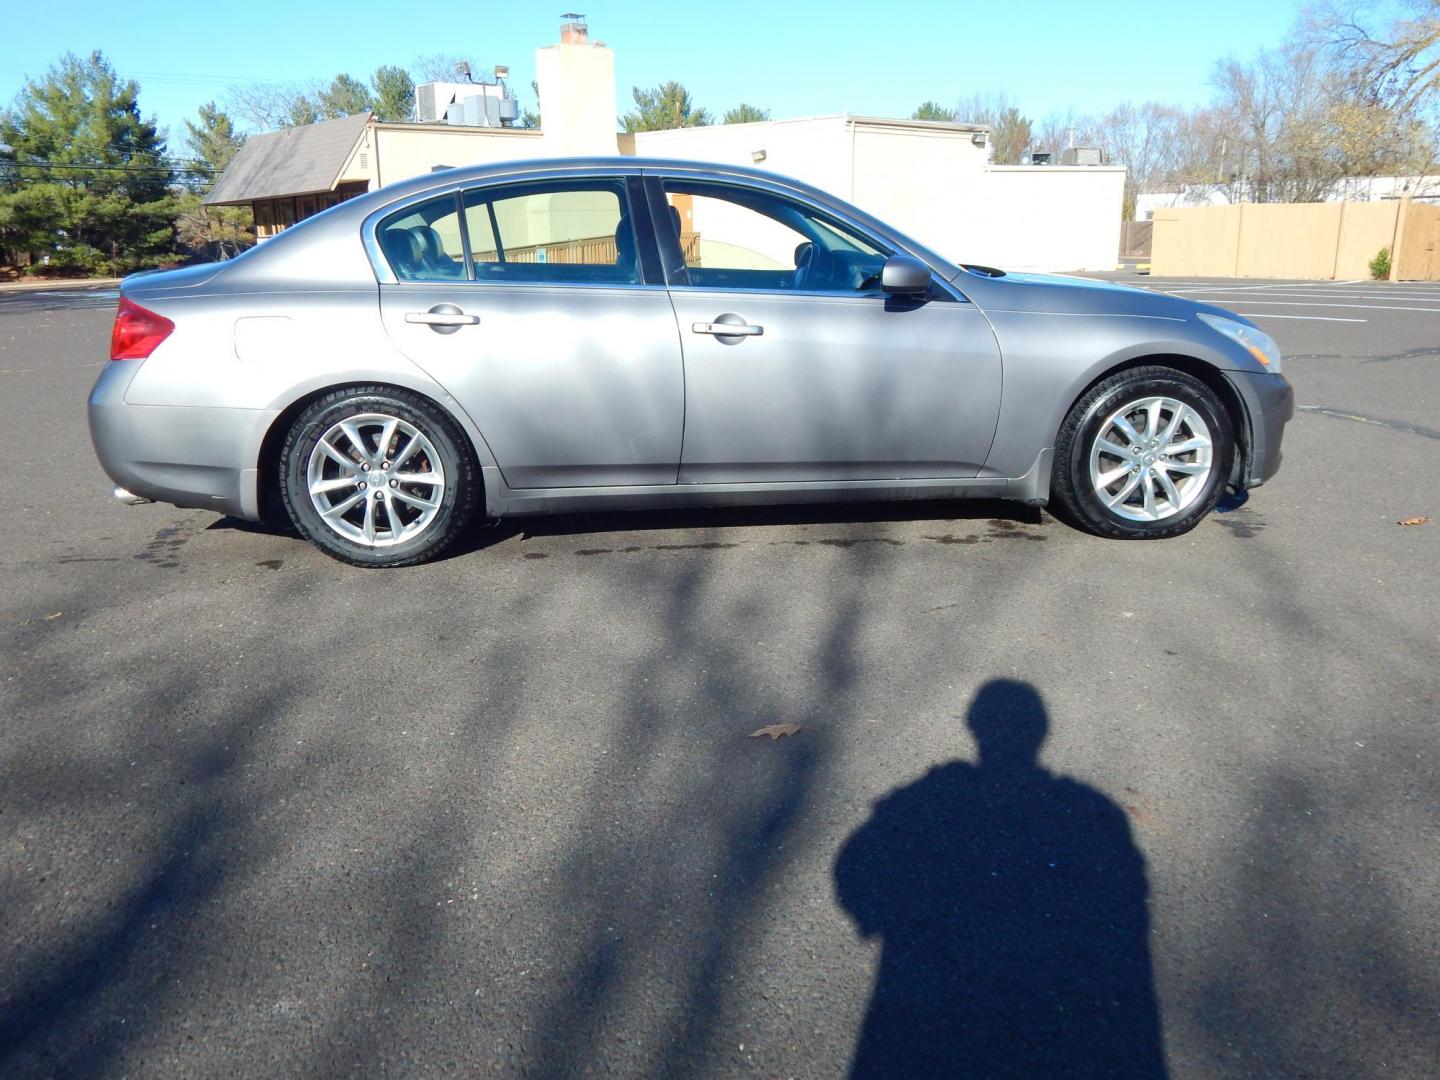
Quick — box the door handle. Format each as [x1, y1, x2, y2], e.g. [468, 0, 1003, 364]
[406, 311, 480, 326]
[692, 321, 763, 336]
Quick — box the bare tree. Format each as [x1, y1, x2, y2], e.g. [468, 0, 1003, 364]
[952, 92, 1032, 163]
[227, 81, 322, 132]
[1313, 0, 1440, 118]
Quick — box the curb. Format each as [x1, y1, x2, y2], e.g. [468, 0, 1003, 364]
[0, 277, 122, 294]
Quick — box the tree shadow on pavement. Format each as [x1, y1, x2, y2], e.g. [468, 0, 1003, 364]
[835, 679, 1166, 1079]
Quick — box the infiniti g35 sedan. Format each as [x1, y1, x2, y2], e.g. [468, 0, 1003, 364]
[90, 158, 1292, 567]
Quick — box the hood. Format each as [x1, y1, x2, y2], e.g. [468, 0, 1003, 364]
[951, 268, 1250, 325]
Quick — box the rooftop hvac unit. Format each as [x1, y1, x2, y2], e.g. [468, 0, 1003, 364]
[1060, 146, 1104, 166]
[450, 93, 520, 127]
[416, 82, 471, 123]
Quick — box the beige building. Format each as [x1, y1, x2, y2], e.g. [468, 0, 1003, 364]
[207, 19, 1125, 271]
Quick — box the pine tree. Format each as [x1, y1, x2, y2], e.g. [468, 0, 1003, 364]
[621, 82, 712, 132]
[371, 66, 415, 123]
[318, 74, 373, 120]
[175, 101, 253, 260]
[722, 103, 770, 125]
[0, 51, 175, 274]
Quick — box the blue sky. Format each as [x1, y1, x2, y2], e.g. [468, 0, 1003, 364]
[2, 0, 1301, 145]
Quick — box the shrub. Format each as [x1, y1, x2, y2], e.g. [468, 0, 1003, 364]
[1370, 246, 1392, 280]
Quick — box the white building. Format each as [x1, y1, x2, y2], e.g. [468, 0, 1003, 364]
[209, 19, 1125, 272]
[1135, 174, 1440, 221]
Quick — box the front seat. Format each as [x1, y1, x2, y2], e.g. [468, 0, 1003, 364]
[615, 215, 637, 280]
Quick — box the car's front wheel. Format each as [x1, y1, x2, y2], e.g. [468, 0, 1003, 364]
[1051, 366, 1234, 539]
[279, 386, 479, 567]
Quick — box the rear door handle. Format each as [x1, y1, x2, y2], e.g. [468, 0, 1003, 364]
[406, 311, 480, 326]
[692, 321, 763, 336]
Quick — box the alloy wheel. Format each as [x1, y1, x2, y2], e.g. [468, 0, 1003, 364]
[1087, 396, 1214, 522]
[305, 412, 446, 546]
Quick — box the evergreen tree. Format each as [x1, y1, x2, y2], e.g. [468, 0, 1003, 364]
[911, 101, 958, 122]
[722, 103, 770, 124]
[0, 51, 175, 274]
[183, 101, 246, 188]
[175, 101, 253, 260]
[371, 66, 415, 123]
[318, 74, 373, 120]
[622, 82, 712, 132]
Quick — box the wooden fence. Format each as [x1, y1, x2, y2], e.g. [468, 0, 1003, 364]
[474, 231, 705, 266]
[1151, 198, 1440, 280]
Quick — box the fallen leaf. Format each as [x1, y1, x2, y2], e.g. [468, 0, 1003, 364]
[43, 612, 63, 620]
[750, 724, 801, 740]
[1398, 516, 1430, 526]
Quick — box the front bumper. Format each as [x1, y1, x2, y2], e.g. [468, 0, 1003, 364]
[1226, 370, 1293, 488]
[88, 361, 275, 519]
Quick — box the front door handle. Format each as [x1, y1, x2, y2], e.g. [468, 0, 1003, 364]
[692, 320, 763, 336]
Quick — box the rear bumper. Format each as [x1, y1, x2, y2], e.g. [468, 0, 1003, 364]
[1227, 370, 1293, 488]
[88, 361, 274, 519]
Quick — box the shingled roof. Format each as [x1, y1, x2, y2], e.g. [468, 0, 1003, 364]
[204, 112, 371, 205]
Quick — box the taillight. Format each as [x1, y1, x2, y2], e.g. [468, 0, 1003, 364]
[110, 297, 175, 361]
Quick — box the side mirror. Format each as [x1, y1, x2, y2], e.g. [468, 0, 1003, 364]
[880, 255, 932, 296]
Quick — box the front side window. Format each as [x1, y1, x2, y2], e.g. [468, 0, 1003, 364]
[462, 181, 640, 285]
[377, 194, 468, 282]
[661, 181, 891, 294]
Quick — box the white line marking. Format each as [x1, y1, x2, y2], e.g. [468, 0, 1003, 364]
[1158, 281, 1365, 293]
[1233, 313, 1367, 322]
[1201, 300, 1440, 313]
[1173, 289, 1440, 301]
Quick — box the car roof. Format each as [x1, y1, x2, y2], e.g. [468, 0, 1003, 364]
[213, 156, 960, 290]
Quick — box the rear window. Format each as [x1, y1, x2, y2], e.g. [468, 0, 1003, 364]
[377, 181, 641, 286]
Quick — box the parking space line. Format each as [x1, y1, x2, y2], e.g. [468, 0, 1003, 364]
[1174, 289, 1440, 302]
[1158, 281, 1365, 293]
[1234, 313, 1367, 322]
[1202, 300, 1440, 313]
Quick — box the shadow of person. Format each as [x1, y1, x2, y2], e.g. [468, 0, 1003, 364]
[835, 679, 1166, 1078]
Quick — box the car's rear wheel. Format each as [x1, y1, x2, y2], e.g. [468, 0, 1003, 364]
[279, 386, 479, 567]
[1051, 366, 1233, 539]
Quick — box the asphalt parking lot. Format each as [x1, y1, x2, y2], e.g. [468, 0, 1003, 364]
[2, 275, 1438, 1078]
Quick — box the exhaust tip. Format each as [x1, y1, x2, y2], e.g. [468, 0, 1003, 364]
[112, 485, 153, 506]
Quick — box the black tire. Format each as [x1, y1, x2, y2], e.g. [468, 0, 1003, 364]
[279, 385, 480, 567]
[1051, 366, 1234, 539]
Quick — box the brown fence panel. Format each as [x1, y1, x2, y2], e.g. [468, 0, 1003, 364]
[1397, 203, 1440, 281]
[1151, 205, 1243, 276]
[1235, 203, 1343, 278]
[1335, 202, 1401, 279]
[1120, 221, 1153, 258]
[1151, 200, 1439, 280]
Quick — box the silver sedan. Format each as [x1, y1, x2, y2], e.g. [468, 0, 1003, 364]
[89, 158, 1292, 567]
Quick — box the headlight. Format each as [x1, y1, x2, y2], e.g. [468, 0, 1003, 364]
[1198, 313, 1283, 374]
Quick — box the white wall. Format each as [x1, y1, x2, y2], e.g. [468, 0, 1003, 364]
[533, 40, 618, 156]
[633, 116, 858, 197]
[633, 118, 1126, 272]
[364, 125, 542, 187]
[966, 167, 1126, 272]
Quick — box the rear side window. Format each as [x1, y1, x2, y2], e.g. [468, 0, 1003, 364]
[377, 194, 468, 282]
[377, 182, 641, 286]
[461, 181, 639, 285]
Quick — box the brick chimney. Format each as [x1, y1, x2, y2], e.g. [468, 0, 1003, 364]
[560, 13, 588, 45]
